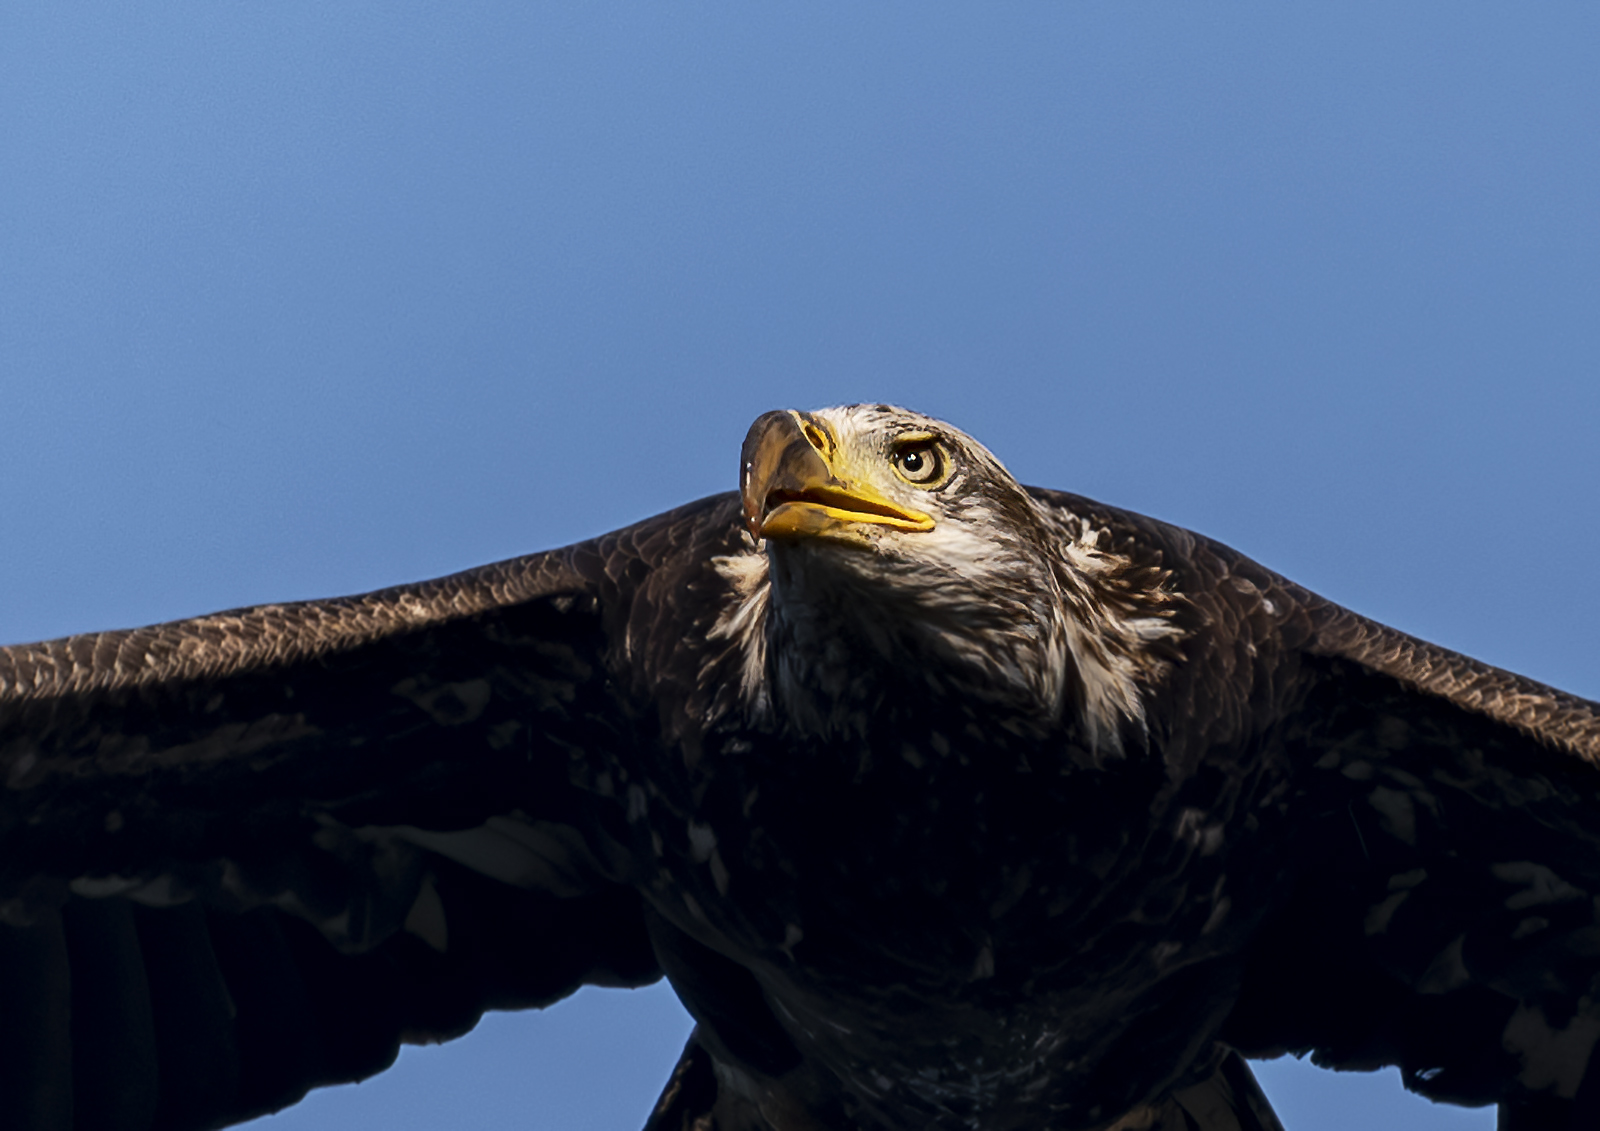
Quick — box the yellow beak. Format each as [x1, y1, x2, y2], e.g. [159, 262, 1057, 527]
[739, 411, 934, 543]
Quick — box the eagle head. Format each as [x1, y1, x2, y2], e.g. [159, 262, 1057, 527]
[736, 404, 1076, 742]
[728, 404, 1184, 753]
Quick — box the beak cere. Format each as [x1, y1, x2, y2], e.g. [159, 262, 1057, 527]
[739, 410, 935, 543]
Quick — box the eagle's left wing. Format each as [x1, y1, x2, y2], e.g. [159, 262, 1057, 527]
[1180, 531, 1600, 1130]
[0, 496, 739, 1131]
[1028, 488, 1600, 1130]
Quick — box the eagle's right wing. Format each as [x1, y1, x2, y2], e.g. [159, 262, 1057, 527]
[0, 495, 741, 1131]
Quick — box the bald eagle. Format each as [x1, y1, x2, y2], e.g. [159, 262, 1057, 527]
[3, 405, 1599, 1131]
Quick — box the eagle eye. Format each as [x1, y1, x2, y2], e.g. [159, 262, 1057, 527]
[891, 439, 949, 487]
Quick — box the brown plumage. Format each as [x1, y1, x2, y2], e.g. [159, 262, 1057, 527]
[3, 404, 1599, 1130]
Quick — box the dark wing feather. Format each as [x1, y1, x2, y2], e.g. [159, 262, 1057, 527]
[1028, 488, 1600, 1127]
[0, 498, 739, 1131]
[1192, 541, 1600, 1125]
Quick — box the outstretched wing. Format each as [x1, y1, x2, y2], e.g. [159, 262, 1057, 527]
[1027, 488, 1600, 1128]
[1202, 542, 1600, 1126]
[0, 498, 735, 1131]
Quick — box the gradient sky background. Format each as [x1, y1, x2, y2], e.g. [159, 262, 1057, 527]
[4, 4, 1598, 1129]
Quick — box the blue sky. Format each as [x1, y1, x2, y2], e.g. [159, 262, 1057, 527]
[3, 4, 1598, 1128]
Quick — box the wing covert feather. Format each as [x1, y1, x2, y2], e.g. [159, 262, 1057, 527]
[1304, 597, 1600, 763]
[0, 546, 590, 701]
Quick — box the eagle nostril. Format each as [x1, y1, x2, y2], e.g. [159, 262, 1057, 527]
[799, 417, 831, 456]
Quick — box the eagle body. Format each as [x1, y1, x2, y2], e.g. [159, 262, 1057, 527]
[3, 405, 1600, 1131]
[586, 492, 1289, 1129]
